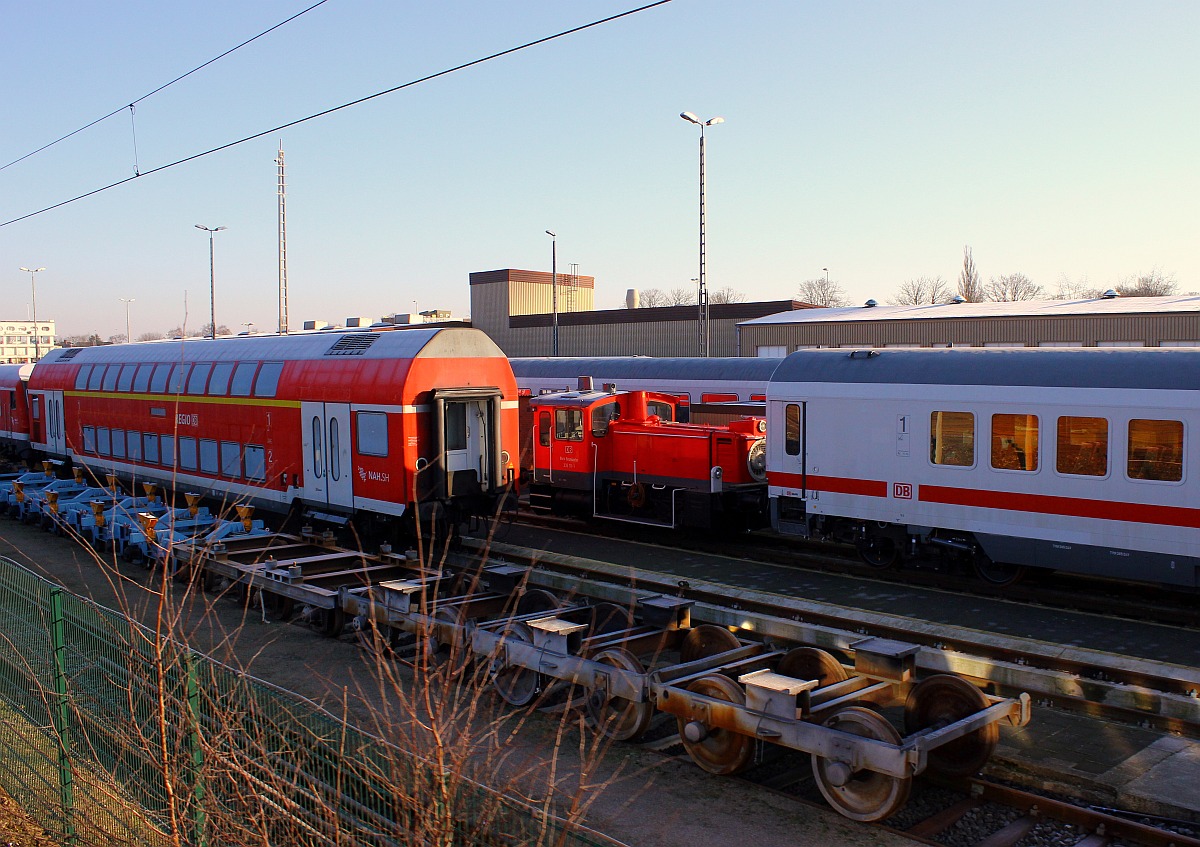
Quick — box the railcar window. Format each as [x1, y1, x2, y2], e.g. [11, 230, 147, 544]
[102, 367, 120, 392]
[311, 417, 323, 478]
[112, 430, 126, 459]
[179, 437, 198, 471]
[149, 364, 169, 394]
[167, 365, 188, 394]
[230, 363, 258, 397]
[647, 400, 674, 421]
[1056, 416, 1108, 476]
[1128, 419, 1183, 482]
[133, 364, 152, 393]
[446, 403, 468, 451]
[126, 431, 141, 462]
[591, 401, 621, 437]
[74, 365, 92, 391]
[207, 362, 234, 396]
[30, 397, 39, 420]
[785, 404, 802, 456]
[97, 428, 111, 456]
[539, 412, 551, 447]
[199, 439, 219, 474]
[82, 426, 96, 454]
[161, 435, 176, 469]
[186, 364, 212, 395]
[244, 445, 266, 482]
[329, 418, 342, 481]
[357, 412, 388, 457]
[991, 414, 1039, 472]
[253, 362, 284, 398]
[117, 365, 135, 392]
[5, 391, 12, 411]
[555, 409, 583, 442]
[88, 366, 106, 391]
[220, 442, 241, 478]
[143, 434, 159, 465]
[930, 411, 975, 466]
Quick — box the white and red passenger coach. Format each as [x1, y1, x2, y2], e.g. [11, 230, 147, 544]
[0, 364, 34, 461]
[767, 347, 1199, 589]
[26, 328, 519, 526]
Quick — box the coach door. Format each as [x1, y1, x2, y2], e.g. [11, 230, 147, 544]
[300, 402, 354, 510]
[433, 389, 501, 499]
[28, 390, 66, 457]
[783, 401, 807, 495]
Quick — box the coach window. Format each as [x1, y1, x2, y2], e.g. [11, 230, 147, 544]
[555, 408, 583, 441]
[133, 364, 152, 393]
[230, 363, 258, 397]
[161, 435, 176, 469]
[591, 401, 620, 437]
[179, 437, 198, 472]
[199, 439, 219, 474]
[329, 419, 342, 480]
[220, 442, 241, 478]
[112, 429, 126, 459]
[82, 426, 96, 454]
[187, 363, 212, 395]
[143, 433, 160, 465]
[88, 366, 106, 391]
[102, 366, 120, 392]
[97, 428, 111, 456]
[785, 404, 802, 456]
[117, 365, 136, 392]
[357, 412, 388, 457]
[311, 416, 323, 478]
[1056, 416, 1108, 476]
[1128, 419, 1183, 482]
[126, 431, 141, 462]
[253, 362, 284, 398]
[539, 412, 551, 447]
[149, 364, 170, 394]
[207, 362, 234, 396]
[244, 445, 266, 482]
[74, 365, 92, 391]
[930, 411, 975, 466]
[167, 364, 189, 394]
[991, 414, 1039, 472]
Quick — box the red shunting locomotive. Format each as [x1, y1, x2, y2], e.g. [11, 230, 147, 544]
[526, 384, 768, 531]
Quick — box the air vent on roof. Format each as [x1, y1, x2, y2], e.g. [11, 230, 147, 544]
[57, 348, 83, 360]
[326, 333, 380, 355]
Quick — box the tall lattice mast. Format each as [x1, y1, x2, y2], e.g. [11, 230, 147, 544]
[275, 142, 289, 334]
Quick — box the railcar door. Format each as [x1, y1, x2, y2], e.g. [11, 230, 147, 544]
[432, 388, 502, 499]
[45, 391, 66, 457]
[300, 402, 354, 511]
[782, 400, 807, 495]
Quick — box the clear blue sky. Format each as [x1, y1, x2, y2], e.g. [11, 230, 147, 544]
[3, 0, 1197, 339]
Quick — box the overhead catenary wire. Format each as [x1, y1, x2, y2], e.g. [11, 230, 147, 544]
[0, 0, 333, 174]
[0, 0, 672, 230]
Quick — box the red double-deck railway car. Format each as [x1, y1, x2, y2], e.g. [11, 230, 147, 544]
[528, 387, 767, 530]
[27, 328, 518, 528]
[0, 364, 34, 462]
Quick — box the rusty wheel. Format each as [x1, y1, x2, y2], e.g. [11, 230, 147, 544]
[679, 625, 740, 663]
[904, 674, 998, 776]
[516, 588, 560, 616]
[588, 602, 633, 637]
[812, 705, 911, 822]
[777, 647, 848, 687]
[677, 674, 753, 775]
[421, 606, 466, 658]
[492, 621, 540, 707]
[586, 649, 653, 742]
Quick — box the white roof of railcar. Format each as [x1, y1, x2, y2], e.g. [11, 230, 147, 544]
[741, 295, 1200, 326]
[770, 346, 1200, 391]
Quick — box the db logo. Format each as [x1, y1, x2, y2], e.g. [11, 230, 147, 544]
[893, 482, 913, 500]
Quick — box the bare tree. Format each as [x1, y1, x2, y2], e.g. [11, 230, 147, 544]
[636, 289, 668, 308]
[890, 276, 952, 305]
[137, 331, 166, 342]
[709, 287, 746, 304]
[985, 273, 1044, 301]
[667, 288, 696, 306]
[1053, 274, 1099, 300]
[1115, 269, 1178, 297]
[958, 246, 983, 302]
[796, 278, 851, 308]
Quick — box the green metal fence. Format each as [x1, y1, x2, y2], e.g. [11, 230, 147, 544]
[0, 556, 620, 847]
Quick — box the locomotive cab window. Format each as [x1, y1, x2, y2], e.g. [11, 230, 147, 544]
[555, 408, 583, 441]
[991, 414, 1039, 471]
[930, 411, 975, 466]
[591, 401, 620, 437]
[1056, 416, 1108, 476]
[356, 412, 388, 457]
[647, 400, 674, 422]
[1128, 419, 1183, 482]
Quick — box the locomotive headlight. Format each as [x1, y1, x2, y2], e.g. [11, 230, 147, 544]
[747, 438, 767, 482]
[756, 419, 766, 434]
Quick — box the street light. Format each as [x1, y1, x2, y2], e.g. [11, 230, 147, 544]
[18, 267, 45, 360]
[195, 224, 227, 339]
[545, 230, 558, 356]
[120, 298, 135, 344]
[823, 267, 829, 286]
[680, 111, 724, 357]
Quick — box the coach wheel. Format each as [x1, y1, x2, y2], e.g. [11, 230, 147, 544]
[973, 555, 1027, 587]
[812, 705, 911, 822]
[678, 674, 753, 775]
[588, 602, 633, 637]
[515, 588, 560, 616]
[777, 647, 849, 687]
[421, 607, 466, 659]
[492, 621, 540, 707]
[680, 625, 740, 663]
[311, 607, 345, 639]
[261, 592, 295, 622]
[855, 533, 899, 569]
[626, 483, 647, 510]
[904, 674, 998, 777]
[586, 649, 653, 742]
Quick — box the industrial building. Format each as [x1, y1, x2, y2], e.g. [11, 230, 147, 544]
[1, 320, 57, 363]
